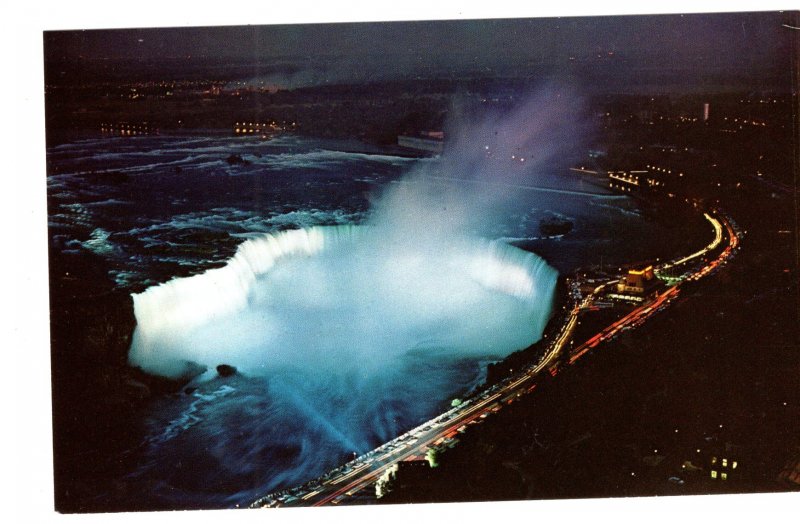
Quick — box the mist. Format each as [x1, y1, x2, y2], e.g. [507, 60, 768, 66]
[127, 88, 583, 502]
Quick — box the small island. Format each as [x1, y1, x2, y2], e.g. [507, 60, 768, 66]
[539, 216, 573, 237]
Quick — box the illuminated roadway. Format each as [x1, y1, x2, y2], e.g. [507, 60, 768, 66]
[251, 210, 740, 508]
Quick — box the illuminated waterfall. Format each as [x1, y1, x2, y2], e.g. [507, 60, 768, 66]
[129, 224, 557, 380]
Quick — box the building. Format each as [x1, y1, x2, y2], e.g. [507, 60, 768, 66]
[617, 266, 663, 298]
[100, 121, 155, 136]
[681, 441, 743, 482]
[705, 442, 743, 481]
[608, 169, 668, 195]
[708, 454, 739, 481]
[607, 170, 644, 193]
[234, 120, 295, 136]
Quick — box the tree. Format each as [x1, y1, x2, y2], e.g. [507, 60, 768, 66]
[375, 464, 399, 499]
[426, 448, 440, 468]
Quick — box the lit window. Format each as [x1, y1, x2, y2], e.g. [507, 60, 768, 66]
[732, 461, 737, 469]
[721, 473, 727, 480]
[711, 470, 717, 478]
[711, 457, 717, 465]
[722, 459, 727, 467]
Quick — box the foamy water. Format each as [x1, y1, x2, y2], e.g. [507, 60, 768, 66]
[130, 225, 557, 379]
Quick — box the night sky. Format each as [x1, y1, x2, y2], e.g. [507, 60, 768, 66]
[44, 11, 796, 87]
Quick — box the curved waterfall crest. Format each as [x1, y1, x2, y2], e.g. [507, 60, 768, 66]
[129, 224, 557, 379]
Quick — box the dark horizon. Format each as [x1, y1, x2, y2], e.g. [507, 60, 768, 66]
[44, 11, 798, 93]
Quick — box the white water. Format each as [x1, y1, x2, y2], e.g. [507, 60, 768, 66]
[129, 224, 557, 380]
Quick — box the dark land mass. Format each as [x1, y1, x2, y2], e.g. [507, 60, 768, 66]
[48, 246, 198, 512]
[43, 58, 796, 157]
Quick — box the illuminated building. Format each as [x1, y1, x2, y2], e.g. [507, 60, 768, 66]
[709, 454, 738, 481]
[607, 170, 644, 193]
[608, 169, 667, 195]
[615, 266, 662, 298]
[692, 441, 743, 482]
[100, 121, 155, 136]
[234, 120, 294, 137]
